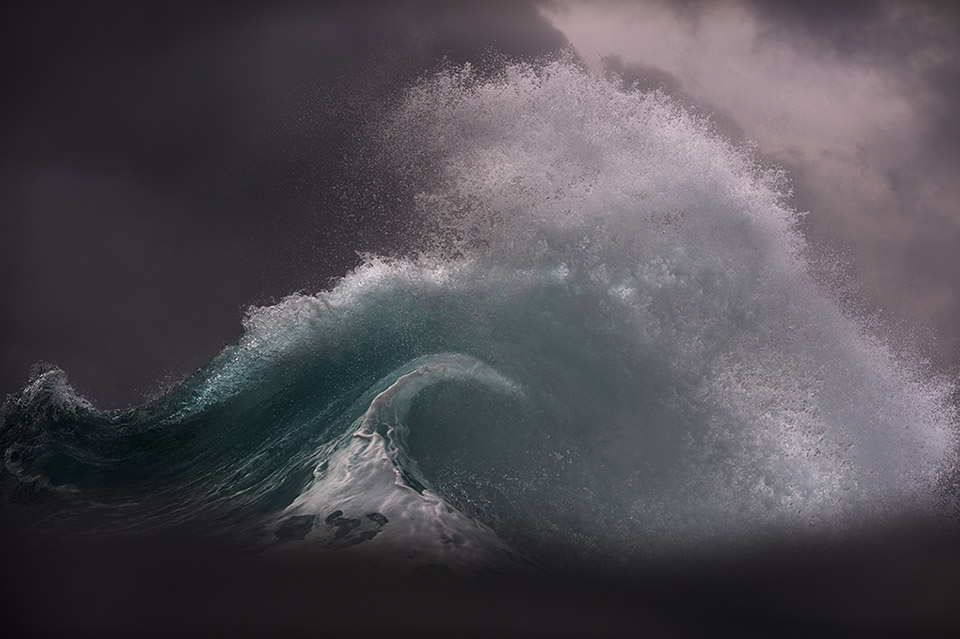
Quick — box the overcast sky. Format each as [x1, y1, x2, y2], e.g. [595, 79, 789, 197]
[1, 0, 958, 408]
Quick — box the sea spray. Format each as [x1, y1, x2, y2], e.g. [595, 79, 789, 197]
[368, 56, 957, 562]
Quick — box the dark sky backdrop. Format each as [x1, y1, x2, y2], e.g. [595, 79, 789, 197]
[1, 0, 958, 409]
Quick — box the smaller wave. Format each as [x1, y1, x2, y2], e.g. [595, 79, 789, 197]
[270, 353, 526, 572]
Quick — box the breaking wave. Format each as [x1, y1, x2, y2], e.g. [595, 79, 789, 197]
[2, 57, 956, 576]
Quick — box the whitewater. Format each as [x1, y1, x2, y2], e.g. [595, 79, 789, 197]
[2, 57, 956, 578]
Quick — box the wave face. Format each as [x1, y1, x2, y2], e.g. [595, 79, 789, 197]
[2, 58, 956, 575]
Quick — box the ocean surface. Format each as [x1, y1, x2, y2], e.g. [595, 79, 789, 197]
[3, 57, 958, 634]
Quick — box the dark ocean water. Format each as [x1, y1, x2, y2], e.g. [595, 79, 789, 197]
[3, 58, 958, 636]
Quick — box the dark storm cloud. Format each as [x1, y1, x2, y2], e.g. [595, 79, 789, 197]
[921, 63, 960, 169]
[0, 1, 568, 407]
[747, 0, 959, 56]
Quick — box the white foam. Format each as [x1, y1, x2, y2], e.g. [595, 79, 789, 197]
[272, 354, 523, 571]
